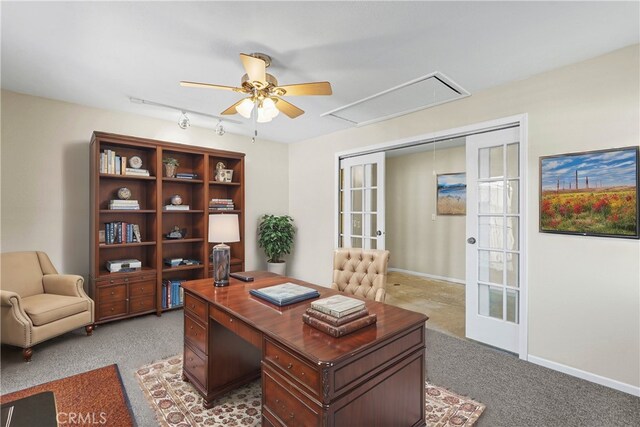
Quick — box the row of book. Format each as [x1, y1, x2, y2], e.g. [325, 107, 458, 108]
[209, 198, 235, 211]
[303, 295, 377, 338]
[100, 150, 151, 176]
[162, 280, 185, 309]
[109, 199, 140, 210]
[104, 222, 142, 244]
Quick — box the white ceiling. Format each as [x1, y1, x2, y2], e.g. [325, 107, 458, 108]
[2, 1, 638, 144]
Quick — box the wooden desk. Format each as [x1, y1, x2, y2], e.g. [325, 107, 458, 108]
[181, 272, 428, 427]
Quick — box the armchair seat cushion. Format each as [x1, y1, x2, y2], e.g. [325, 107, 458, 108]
[21, 294, 90, 326]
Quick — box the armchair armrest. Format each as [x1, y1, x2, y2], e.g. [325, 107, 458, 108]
[42, 274, 86, 298]
[0, 289, 33, 342]
[1, 289, 22, 307]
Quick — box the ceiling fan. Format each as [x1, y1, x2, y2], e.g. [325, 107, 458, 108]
[180, 53, 332, 123]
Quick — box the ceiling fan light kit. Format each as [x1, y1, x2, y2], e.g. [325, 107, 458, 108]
[180, 52, 333, 130]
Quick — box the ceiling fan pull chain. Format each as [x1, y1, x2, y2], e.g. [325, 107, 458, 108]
[252, 98, 258, 143]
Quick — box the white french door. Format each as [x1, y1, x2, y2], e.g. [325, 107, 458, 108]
[339, 153, 385, 249]
[466, 126, 525, 355]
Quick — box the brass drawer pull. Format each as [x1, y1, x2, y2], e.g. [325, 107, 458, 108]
[229, 318, 233, 323]
[287, 363, 293, 369]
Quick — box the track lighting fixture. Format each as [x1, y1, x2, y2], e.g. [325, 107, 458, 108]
[178, 111, 190, 129]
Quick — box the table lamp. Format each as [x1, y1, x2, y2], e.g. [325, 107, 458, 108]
[208, 214, 240, 286]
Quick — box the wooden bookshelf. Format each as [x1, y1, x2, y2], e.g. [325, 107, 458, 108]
[90, 132, 245, 324]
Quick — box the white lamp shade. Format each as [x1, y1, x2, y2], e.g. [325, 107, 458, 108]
[208, 214, 240, 243]
[236, 98, 254, 119]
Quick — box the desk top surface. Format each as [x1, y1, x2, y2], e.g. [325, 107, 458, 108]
[182, 272, 428, 365]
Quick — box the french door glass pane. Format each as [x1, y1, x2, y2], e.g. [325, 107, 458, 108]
[351, 214, 362, 236]
[506, 289, 519, 323]
[478, 250, 503, 285]
[364, 189, 377, 212]
[479, 216, 504, 249]
[507, 143, 519, 179]
[370, 214, 377, 237]
[351, 190, 363, 212]
[478, 181, 503, 214]
[478, 284, 503, 319]
[506, 253, 520, 287]
[370, 239, 377, 249]
[506, 217, 519, 251]
[506, 180, 519, 214]
[351, 237, 362, 248]
[351, 165, 364, 188]
[479, 146, 504, 179]
[367, 163, 378, 186]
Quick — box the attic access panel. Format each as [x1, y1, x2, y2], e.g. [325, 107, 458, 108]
[322, 72, 469, 127]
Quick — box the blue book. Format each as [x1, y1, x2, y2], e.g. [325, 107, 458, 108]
[249, 282, 320, 306]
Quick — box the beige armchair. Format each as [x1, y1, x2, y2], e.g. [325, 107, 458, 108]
[332, 248, 390, 302]
[0, 251, 94, 361]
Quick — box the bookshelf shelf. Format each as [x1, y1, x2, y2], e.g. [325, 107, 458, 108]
[162, 264, 204, 273]
[99, 173, 156, 181]
[209, 210, 241, 214]
[91, 131, 245, 325]
[162, 177, 204, 184]
[161, 210, 205, 214]
[162, 238, 204, 244]
[99, 241, 156, 249]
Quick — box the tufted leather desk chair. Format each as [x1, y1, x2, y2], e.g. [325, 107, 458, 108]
[331, 248, 390, 302]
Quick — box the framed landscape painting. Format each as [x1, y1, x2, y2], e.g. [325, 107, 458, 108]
[539, 146, 639, 239]
[437, 173, 466, 215]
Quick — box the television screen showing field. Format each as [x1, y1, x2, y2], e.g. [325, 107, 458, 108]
[540, 147, 638, 238]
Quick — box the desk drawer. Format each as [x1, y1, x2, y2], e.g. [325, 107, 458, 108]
[264, 339, 320, 396]
[130, 295, 155, 314]
[185, 314, 207, 354]
[129, 281, 155, 298]
[185, 293, 207, 323]
[98, 300, 127, 320]
[210, 306, 261, 349]
[97, 284, 126, 304]
[97, 273, 156, 286]
[263, 366, 320, 427]
[184, 345, 207, 388]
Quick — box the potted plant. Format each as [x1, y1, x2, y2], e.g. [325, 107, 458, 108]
[163, 157, 179, 178]
[258, 214, 295, 275]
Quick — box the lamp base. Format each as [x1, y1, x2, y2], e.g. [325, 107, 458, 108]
[212, 243, 230, 287]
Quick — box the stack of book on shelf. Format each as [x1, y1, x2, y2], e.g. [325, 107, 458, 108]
[163, 257, 182, 268]
[176, 172, 198, 179]
[125, 168, 150, 177]
[162, 279, 184, 309]
[303, 295, 377, 338]
[249, 282, 320, 307]
[209, 198, 234, 211]
[104, 222, 142, 244]
[100, 150, 126, 175]
[163, 204, 190, 211]
[109, 199, 140, 210]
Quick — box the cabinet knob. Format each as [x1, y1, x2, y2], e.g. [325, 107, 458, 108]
[110, 308, 115, 312]
[110, 291, 115, 295]
[289, 413, 294, 419]
[229, 318, 233, 323]
[140, 287, 144, 291]
[124, 278, 129, 282]
[110, 280, 114, 284]
[287, 363, 293, 369]
[275, 399, 280, 404]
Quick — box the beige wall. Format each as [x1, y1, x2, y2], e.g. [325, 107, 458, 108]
[0, 90, 289, 277]
[289, 45, 640, 388]
[386, 146, 466, 281]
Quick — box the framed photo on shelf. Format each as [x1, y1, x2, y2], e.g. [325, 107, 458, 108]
[539, 146, 639, 239]
[437, 173, 466, 215]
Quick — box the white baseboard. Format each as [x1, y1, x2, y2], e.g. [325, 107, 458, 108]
[388, 268, 465, 285]
[528, 355, 640, 397]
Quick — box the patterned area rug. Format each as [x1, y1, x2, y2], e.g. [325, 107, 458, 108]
[136, 355, 485, 426]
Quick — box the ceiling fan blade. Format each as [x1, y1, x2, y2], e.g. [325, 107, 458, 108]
[274, 98, 304, 119]
[275, 82, 332, 96]
[220, 99, 244, 115]
[180, 81, 242, 92]
[240, 53, 266, 86]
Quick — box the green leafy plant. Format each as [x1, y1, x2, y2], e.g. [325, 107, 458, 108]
[163, 157, 180, 166]
[258, 215, 295, 263]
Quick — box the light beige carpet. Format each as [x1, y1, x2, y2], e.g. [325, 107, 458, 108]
[386, 271, 466, 339]
[136, 355, 485, 426]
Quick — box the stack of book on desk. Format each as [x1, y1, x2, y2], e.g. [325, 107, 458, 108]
[303, 295, 377, 338]
[249, 283, 320, 307]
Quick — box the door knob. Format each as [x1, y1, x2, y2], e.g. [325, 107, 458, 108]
[467, 237, 476, 244]
[376, 230, 383, 236]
